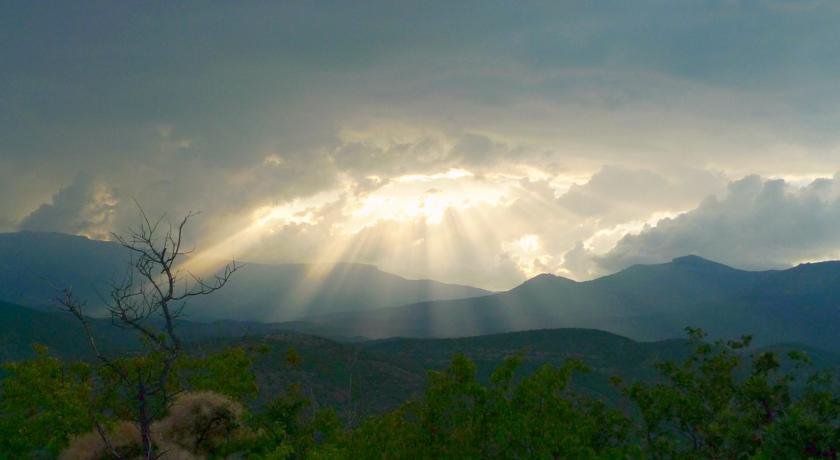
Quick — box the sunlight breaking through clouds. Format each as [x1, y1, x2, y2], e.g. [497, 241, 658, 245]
[206, 164, 715, 290]
[6, 2, 840, 292]
[347, 169, 509, 228]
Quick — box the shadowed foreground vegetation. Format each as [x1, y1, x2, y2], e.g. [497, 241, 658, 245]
[0, 328, 837, 459]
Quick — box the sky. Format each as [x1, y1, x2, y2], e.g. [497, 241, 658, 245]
[3, 1, 840, 291]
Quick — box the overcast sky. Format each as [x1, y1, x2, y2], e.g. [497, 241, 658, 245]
[3, 1, 840, 290]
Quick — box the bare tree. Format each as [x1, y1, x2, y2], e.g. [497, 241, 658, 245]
[57, 207, 239, 459]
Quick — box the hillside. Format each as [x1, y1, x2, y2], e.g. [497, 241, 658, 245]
[282, 256, 840, 351]
[0, 300, 330, 362]
[181, 328, 840, 418]
[0, 231, 489, 321]
[4, 301, 837, 419]
[0, 300, 131, 362]
[74, 328, 692, 416]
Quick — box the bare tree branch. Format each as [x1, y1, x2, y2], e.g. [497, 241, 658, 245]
[55, 204, 238, 459]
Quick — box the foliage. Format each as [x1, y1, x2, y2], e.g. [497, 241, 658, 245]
[1, 329, 837, 459]
[218, 383, 343, 459]
[177, 346, 260, 402]
[0, 345, 259, 458]
[0, 345, 93, 458]
[623, 327, 839, 459]
[320, 353, 636, 459]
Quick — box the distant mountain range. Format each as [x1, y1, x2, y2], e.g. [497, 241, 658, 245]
[0, 231, 489, 321]
[1, 231, 839, 352]
[283, 255, 840, 351]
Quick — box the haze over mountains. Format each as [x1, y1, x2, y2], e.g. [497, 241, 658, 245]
[0, 299, 293, 362]
[1, 231, 839, 352]
[0, 232, 489, 321]
[284, 255, 840, 351]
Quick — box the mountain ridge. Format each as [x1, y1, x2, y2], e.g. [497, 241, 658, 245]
[2, 232, 838, 351]
[0, 231, 490, 321]
[283, 255, 840, 351]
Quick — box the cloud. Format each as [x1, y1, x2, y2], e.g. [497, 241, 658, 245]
[450, 133, 513, 170]
[3, 2, 840, 289]
[593, 173, 840, 272]
[557, 165, 727, 224]
[330, 130, 534, 185]
[560, 241, 601, 280]
[332, 136, 449, 179]
[18, 175, 119, 239]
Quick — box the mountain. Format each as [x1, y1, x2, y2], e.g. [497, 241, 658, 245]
[281, 256, 840, 351]
[0, 231, 489, 321]
[3, 231, 838, 351]
[199, 261, 489, 321]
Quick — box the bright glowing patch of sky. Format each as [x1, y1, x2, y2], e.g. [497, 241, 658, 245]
[348, 170, 507, 227]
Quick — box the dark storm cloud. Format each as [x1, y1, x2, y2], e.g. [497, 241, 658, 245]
[3, 1, 839, 179]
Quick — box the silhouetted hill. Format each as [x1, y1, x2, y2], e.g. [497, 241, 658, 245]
[4, 301, 836, 418]
[203, 261, 489, 321]
[283, 256, 840, 351]
[0, 300, 304, 362]
[362, 328, 692, 401]
[0, 300, 129, 362]
[199, 328, 840, 417]
[0, 231, 489, 321]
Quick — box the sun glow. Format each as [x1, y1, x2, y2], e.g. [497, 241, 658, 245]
[177, 166, 641, 297]
[347, 169, 509, 228]
[252, 203, 316, 228]
[502, 234, 554, 279]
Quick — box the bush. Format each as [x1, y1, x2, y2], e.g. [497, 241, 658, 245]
[60, 421, 142, 460]
[153, 391, 245, 457]
[60, 391, 245, 460]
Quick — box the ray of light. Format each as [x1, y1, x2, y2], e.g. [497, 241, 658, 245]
[173, 166, 580, 333]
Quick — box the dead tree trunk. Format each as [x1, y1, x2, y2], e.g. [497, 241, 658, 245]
[57, 207, 239, 458]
